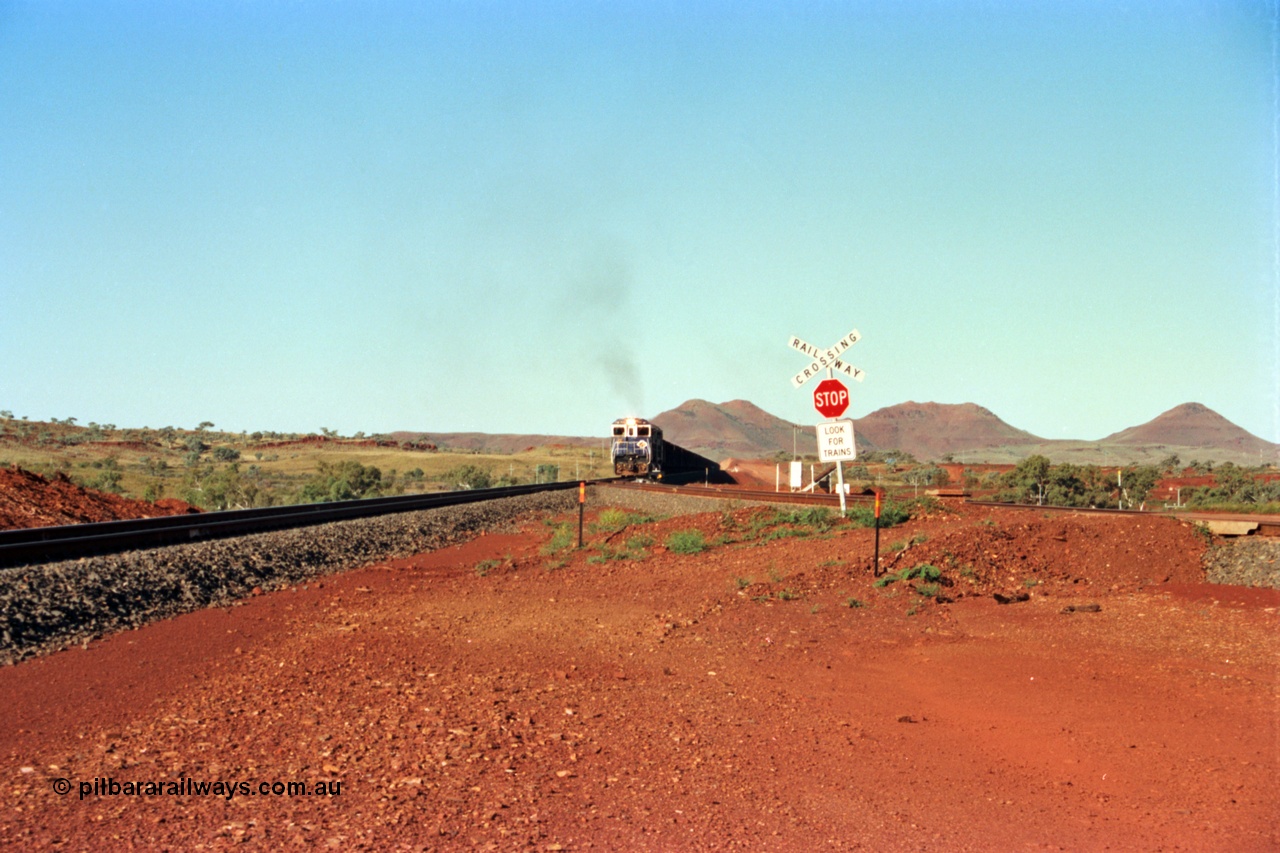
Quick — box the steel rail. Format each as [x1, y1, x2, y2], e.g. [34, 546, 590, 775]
[965, 499, 1280, 535]
[612, 487, 1280, 535]
[964, 499, 1152, 518]
[608, 481, 875, 508]
[0, 480, 608, 567]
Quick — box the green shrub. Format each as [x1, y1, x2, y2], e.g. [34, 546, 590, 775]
[912, 564, 942, 581]
[297, 460, 383, 503]
[665, 530, 707, 554]
[875, 563, 943, 588]
[761, 527, 810, 542]
[542, 523, 575, 554]
[771, 507, 834, 532]
[88, 469, 123, 494]
[590, 508, 662, 533]
[847, 502, 910, 528]
[441, 464, 492, 490]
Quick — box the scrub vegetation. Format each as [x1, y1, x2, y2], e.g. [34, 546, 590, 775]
[0, 416, 607, 511]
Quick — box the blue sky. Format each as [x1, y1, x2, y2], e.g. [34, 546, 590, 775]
[2, 1, 1276, 443]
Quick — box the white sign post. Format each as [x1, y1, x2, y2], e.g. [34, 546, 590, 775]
[788, 328, 866, 514]
[789, 460, 803, 492]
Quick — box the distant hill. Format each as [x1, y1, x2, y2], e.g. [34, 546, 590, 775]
[1100, 403, 1275, 453]
[652, 399, 880, 461]
[387, 432, 600, 454]
[646, 400, 1278, 466]
[653, 399, 807, 461]
[852, 402, 1041, 461]
[387, 399, 1276, 467]
[653, 399, 1041, 462]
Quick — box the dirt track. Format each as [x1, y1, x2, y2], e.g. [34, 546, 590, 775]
[2, 494, 1277, 850]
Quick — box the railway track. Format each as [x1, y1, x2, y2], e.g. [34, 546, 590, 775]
[966, 499, 1280, 536]
[0, 480, 601, 567]
[614, 480, 870, 508]
[5, 478, 1275, 568]
[619, 483, 1280, 535]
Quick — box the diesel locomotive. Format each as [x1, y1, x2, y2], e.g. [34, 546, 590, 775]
[610, 417, 664, 478]
[609, 417, 726, 482]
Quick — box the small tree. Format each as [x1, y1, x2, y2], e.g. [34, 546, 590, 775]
[297, 460, 384, 502]
[1000, 455, 1052, 504]
[443, 464, 493, 490]
[1118, 465, 1161, 509]
[213, 446, 241, 462]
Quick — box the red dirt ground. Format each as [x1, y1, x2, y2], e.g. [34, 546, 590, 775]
[0, 467, 199, 530]
[1, 497, 1276, 850]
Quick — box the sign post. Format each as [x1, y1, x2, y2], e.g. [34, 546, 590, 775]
[817, 419, 856, 512]
[873, 488, 883, 576]
[577, 482, 586, 549]
[788, 328, 866, 518]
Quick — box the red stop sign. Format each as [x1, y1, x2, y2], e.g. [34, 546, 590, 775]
[813, 378, 850, 418]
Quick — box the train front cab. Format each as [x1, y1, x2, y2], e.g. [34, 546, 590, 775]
[611, 418, 660, 478]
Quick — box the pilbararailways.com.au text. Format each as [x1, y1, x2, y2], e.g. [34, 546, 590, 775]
[58, 777, 343, 801]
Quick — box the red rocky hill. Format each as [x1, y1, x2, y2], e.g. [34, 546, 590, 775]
[653, 399, 1037, 462]
[649, 400, 1275, 465]
[852, 401, 1042, 460]
[1101, 403, 1277, 455]
[653, 399, 877, 461]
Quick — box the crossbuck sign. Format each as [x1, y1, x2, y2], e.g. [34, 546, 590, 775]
[788, 329, 866, 388]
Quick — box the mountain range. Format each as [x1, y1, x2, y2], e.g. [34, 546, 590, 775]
[397, 400, 1276, 466]
[650, 400, 1278, 467]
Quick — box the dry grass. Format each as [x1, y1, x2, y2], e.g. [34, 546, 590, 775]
[0, 419, 610, 504]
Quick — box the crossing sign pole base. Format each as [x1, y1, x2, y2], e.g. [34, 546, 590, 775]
[835, 461, 846, 514]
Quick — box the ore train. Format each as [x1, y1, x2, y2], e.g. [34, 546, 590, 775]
[609, 417, 726, 482]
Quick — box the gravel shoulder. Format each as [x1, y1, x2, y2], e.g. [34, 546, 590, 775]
[1203, 536, 1280, 588]
[0, 492, 576, 665]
